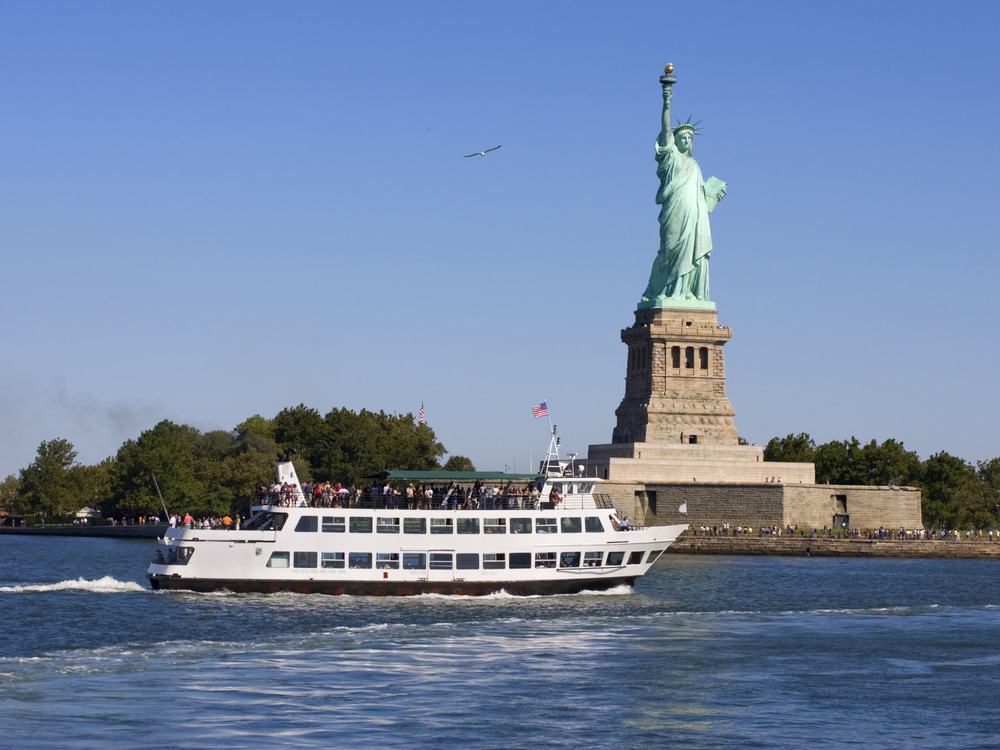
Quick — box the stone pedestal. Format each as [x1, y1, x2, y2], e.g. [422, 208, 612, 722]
[612, 306, 737, 446]
[587, 304, 816, 486]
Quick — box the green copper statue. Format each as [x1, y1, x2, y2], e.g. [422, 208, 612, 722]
[639, 63, 727, 309]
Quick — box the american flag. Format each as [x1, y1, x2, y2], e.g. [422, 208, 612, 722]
[418, 403, 425, 424]
[531, 401, 549, 418]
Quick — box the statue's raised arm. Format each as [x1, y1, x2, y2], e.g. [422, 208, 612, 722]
[658, 65, 675, 150]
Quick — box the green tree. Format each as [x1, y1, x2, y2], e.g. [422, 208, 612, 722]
[979, 457, 1000, 527]
[72, 459, 114, 515]
[94, 404, 453, 516]
[810, 437, 920, 486]
[274, 404, 331, 481]
[763, 433, 816, 464]
[236, 414, 278, 455]
[18, 438, 79, 517]
[213, 449, 279, 516]
[859, 438, 921, 486]
[919, 452, 989, 529]
[814, 440, 849, 484]
[0, 474, 20, 517]
[443, 455, 476, 472]
[111, 421, 206, 515]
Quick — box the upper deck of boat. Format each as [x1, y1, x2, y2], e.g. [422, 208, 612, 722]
[258, 466, 614, 514]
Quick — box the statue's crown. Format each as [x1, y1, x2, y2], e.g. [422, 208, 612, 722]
[673, 116, 702, 136]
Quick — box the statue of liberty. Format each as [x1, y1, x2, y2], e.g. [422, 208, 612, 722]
[639, 63, 727, 309]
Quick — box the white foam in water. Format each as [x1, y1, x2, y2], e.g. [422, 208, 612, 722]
[0, 576, 146, 594]
[410, 590, 528, 601]
[414, 584, 634, 600]
[575, 583, 635, 596]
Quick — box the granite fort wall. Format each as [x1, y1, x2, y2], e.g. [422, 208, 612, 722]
[596, 482, 922, 530]
[598, 482, 785, 527]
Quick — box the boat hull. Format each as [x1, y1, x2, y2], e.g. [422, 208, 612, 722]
[148, 573, 638, 596]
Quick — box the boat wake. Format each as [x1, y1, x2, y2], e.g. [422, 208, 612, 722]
[413, 584, 635, 600]
[0, 576, 146, 594]
[575, 583, 635, 596]
[413, 590, 536, 600]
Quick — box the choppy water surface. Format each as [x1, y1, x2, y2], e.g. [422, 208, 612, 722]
[1, 537, 999, 748]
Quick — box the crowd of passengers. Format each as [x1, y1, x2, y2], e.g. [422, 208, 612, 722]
[689, 523, 1000, 541]
[258, 479, 564, 511]
[168, 512, 241, 530]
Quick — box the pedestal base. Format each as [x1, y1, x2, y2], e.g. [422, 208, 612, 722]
[613, 305, 737, 446]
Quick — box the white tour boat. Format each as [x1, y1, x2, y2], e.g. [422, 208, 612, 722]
[147, 461, 687, 596]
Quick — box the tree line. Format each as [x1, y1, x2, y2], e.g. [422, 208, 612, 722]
[1, 404, 475, 521]
[3, 418, 997, 530]
[763, 433, 1000, 530]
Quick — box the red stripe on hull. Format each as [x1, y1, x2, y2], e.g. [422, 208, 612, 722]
[148, 574, 637, 596]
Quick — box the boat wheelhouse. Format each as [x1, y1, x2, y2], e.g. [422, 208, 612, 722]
[147, 462, 686, 596]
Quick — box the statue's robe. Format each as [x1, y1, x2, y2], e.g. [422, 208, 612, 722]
[641, 140, 713, 301]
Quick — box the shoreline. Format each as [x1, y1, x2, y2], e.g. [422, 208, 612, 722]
[0, 524, 167, 539]
[667, 535, 1000, 559]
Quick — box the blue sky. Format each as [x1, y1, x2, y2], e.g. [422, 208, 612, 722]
[2, 1, 998, 478]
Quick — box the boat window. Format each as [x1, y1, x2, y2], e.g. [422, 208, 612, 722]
[377, 552, 400, 569]
[509, 552, 531, 569]
[457, 518, 480, 535]
[322, 516, 346, 533]
[646, 549, 666, 564]
[349, 552, 372, 569]
[510, 518, 532, 534]
[242, 511, 267, 530]
[294, 551, 318, 568]
[536, 518, 557, 534]
[627, 551, 644, 565]
[244, 511, 286, 531]
[158, 546, 194, 565]
[606, 551, 625, 566]
[483, 553, 506, 570]
[403, 553, 426, 570]
[584, 516, 605, 533]
[583, 551, 604, 567]
[430, 518, 454, 534]
[266, 551, 290, 568]
[456, 553, 479, 570]
[430, 553, 453, 570]
[404, 518, 426, 534]
[534, 552, 557, 568]
[350, 517, 372, 534]
[321, 552, 345, 569]
[579, 483, 594, 493]
[560, 517, 583, 534]
[377, 517, 400, 534]
[559, 552, 581, 568]
[484, 518, 506, 534]
[295, 516, 318, 532]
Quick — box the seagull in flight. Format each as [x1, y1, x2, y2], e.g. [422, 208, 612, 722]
[464, 145, 502, 158]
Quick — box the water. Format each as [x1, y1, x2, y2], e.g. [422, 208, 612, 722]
[1, 537, 999, 749]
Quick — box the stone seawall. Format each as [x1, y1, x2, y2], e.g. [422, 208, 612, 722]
[668, 536, 1000, 559]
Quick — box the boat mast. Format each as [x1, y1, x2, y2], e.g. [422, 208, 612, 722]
[542, 407, 561, 477]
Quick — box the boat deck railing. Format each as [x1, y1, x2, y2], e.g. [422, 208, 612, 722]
[257, 490, 613, 513]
